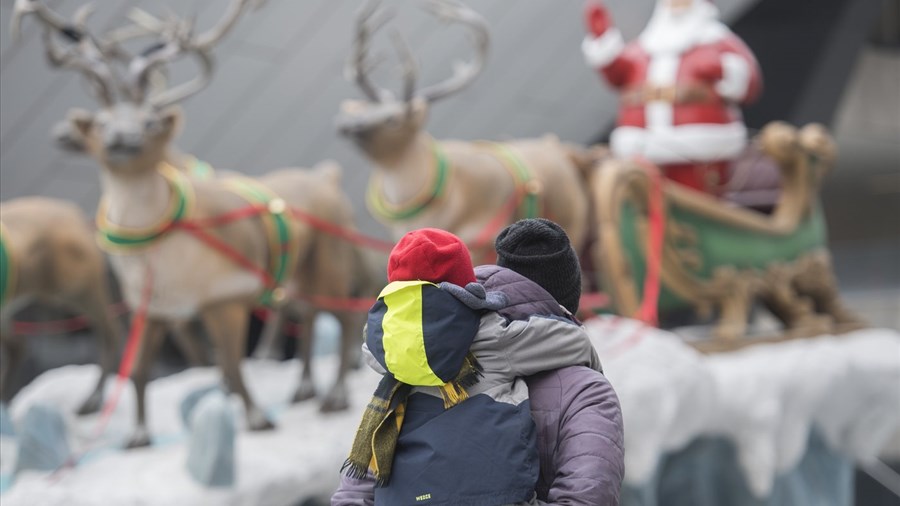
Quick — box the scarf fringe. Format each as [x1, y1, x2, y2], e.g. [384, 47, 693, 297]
[341, 459, 371, 481]
[439, 356, 483, 409]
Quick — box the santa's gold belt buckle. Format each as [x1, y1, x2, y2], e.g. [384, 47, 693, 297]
[646, 86, 677, 102]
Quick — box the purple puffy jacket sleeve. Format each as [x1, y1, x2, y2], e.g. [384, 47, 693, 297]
[331, 473, 375, 506]
[528, 366, 625, 506]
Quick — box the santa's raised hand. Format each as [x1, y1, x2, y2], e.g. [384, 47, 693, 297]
[584, 1, 613, 37]
[581, 1, 626, 74]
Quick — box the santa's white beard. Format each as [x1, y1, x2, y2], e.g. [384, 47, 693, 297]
[639, 2, 729, 54]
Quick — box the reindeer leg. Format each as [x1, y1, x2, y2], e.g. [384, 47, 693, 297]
[75, 289, 123, 415]
[322, 309, 359, 413]
[252, 307, 287, 361]
[313, 238, 355, 413]
[290, 302, 317, 404]
[127, 318, 167, 449]
[169, 320, 210, 367]
[200, 301, 275, 431]
[0, 334, 25, 404]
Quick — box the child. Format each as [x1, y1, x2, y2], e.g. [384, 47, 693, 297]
[342, 228, 600, 506]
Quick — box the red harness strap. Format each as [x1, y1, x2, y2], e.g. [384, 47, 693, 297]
[635, 158, 666, 327]
[180, 203, 270, 228]
[471, 192, 523, 265]
[11, 303, 129, 335]
[177, 207, 386, 311]
[292, 293, 377, 313]
[176, 220, 276, 288]
[93, 260, 154, 439]
[288, 208, 394, 252]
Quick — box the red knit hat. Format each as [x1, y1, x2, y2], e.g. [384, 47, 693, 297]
[387, 228, 476, 287]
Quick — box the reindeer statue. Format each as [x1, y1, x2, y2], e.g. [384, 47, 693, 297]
[336, 0, 602, 263]
[14, 0, 368, 448]
[0, 197, 121, 414]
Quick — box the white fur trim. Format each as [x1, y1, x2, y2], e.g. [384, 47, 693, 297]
[646, 102, 674, 131]
[716, 52, 752, 102]
[645, 53, 680, 129]
[610, 122, 748, 164]
[639, 1, 728, 55]
[582, 29, 625, 68]
[647, 53, 680, 86]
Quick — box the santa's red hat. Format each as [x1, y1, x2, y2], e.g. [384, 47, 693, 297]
[387, 228, 476, 287]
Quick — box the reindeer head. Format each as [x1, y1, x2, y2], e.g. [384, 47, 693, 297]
[12, 0, 261, 173]
[336, 0, 489, 159]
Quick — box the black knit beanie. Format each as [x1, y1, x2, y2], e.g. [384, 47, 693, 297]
[494, 218, 581, 314]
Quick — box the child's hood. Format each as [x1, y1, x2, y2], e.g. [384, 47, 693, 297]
[365, 280, 505, 386]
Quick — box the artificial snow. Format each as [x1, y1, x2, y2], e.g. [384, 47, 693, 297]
[2, 357, 381, 505]
[0, 321, 898, 505]
[588, 318, 900, 498]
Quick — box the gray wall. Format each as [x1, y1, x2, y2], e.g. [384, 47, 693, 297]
[0, 0, 756, 236]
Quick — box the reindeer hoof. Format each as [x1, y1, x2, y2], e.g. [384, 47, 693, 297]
[247, 408, 276, 431]
[125, 428, 152, 449]
[249, 416, 276, 431]
[320, 398, 349, 413]
[76, 392, 103, 416]
[319, 385, 349, 413]
[291, 384, 317, 404]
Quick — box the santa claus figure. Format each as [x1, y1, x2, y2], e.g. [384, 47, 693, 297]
[582, 0, 763, 195]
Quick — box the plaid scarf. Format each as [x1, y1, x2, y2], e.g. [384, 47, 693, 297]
[342, 353, 483, 486]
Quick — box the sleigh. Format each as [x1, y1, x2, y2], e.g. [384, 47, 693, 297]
[589, 121, 865, 352]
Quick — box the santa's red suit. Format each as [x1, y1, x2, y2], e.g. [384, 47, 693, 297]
[582, 0, 762, 194]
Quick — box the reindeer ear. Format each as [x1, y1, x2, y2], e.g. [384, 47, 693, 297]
[68, 108, 94, 138]
[52, 120, 87, 153]
[409, 97, 429, 126]
[159, 106, 184, 138]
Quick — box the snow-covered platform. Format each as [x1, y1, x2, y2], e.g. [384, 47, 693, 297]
[1, 322, 898, 505]
[591, 320, 900, 504]
[1, 357, 381, 506]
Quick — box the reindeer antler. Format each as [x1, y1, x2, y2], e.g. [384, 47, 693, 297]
[125, 0, 264, 108]
[10, 0, 67, 40]
[345, 0, 489, 105]
[195, 0, 266, 51]
[12, 0, 121, 106]
[347, 0, 394, 103]
[390, 30, 418, 104]
[415, 0, 489, 103]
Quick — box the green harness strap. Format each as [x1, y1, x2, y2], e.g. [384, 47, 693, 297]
[0, 223, 13, 306]
[222, 177, 297, 307]
[96, 159, 214, 251]
[483, 143, 541, 219]
[367, 143, 450, 221]
[95, 163, 194, 252]
[366, 142, 541, 223]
